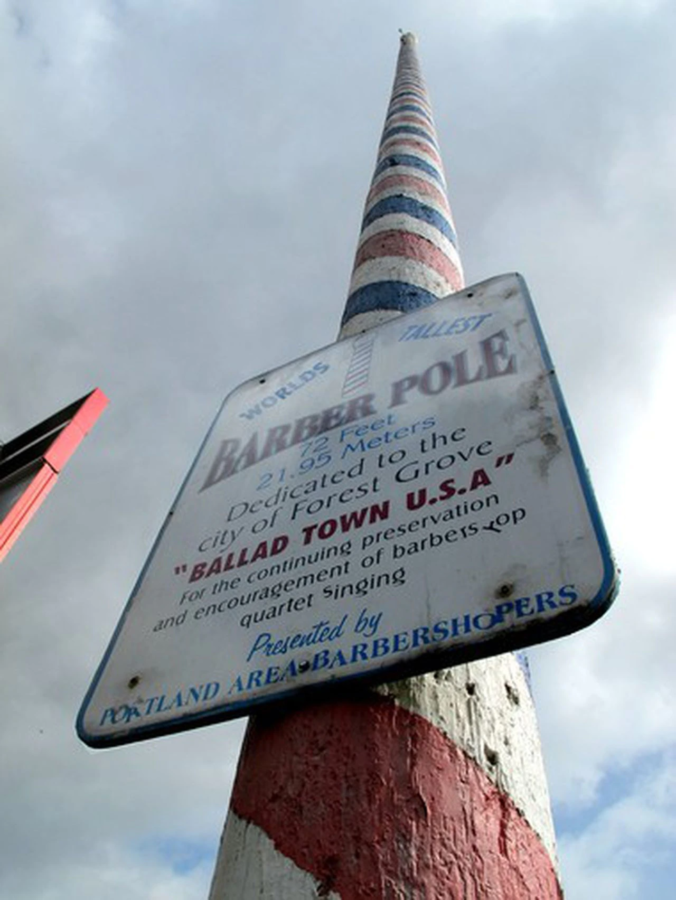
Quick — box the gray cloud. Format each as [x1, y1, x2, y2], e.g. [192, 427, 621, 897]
[2, 1, 675, 896]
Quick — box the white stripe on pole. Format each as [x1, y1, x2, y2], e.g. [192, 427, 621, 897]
[209, 813, 341, 900]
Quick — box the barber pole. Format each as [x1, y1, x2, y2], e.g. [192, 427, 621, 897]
[209, 33, 563, 899]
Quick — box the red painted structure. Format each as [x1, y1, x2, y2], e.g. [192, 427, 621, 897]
[0, 388, 108, 562]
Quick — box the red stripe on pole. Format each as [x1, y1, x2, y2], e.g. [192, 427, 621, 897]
[378, 137, 443, 167]
[366, 173, 451, 211]
[386, 114, 434, 130]
[231, 698, 562, 900]
[354, 230, 462, 290]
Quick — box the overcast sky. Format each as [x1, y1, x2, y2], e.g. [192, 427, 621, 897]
[1, 1, 675, 897]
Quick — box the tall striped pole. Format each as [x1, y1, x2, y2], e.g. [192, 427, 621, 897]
[340, 33, 463, 336]
[209, 34, 563, 899]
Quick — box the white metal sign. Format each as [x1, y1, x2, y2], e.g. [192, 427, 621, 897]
[78, 274, 617, 746]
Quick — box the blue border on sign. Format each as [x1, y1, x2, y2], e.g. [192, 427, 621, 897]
[77, 273, 618, 748]
[513, 272, 617, 614]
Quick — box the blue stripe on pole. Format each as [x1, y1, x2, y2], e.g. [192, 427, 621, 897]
[362, 195, 457, 247]
[381, 125, 439, 149]
[515, 652, 533, 692]
[387, 103, 434, 123]
[342, 281, 439, 324]
[374, 154, 444, 185]
[391, 90, 429, 105]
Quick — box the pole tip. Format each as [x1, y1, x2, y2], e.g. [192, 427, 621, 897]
[399, 31, 418, 46]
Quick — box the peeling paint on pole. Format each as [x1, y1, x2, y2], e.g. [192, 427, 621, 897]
[225, 694, 562, 899]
